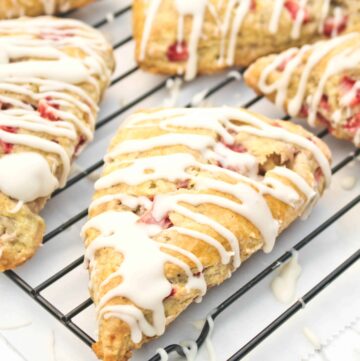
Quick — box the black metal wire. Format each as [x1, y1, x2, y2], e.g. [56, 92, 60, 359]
[3, 4, 360, 361]
[4, 270, 95, 346]
[93, 4, 132, 29]
[147, 193, 360, 361]
[227, 249, 360, 361]
[53, 70, 243, 198]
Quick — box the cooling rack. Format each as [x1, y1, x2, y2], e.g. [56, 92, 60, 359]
[3, 1, 360, 360]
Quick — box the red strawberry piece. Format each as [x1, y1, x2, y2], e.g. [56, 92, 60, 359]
[315, 167, 323, 183]
[38, 98, 59, 121]
[176, 179, 190, 189]
[74, 135, 86, 155]
[341, 76, 356, 91]
[350, 92, 360, 108]
[250, 0, 256, 10]
[0, 126, 17, 154]
[277, 53, 296, 71]
[165, 287, 176, 299]
[340, 76, 360, 107]
[344, 114, 360, 132]
[167, 41, 189, 62]
[140, 210, 173, 229]
[319, 95, 331, 112]
[226, 142, 247, 153]
[0, 126, 17, 133]
[284, 1, 310, 23]
[323, 15, 348, 37]
[299, 104, 309, 117]
[39, 31, 73, 41]
[316, 112, 331, 127]
[0, 141, 13, 154]
[45, 96, 60, 110]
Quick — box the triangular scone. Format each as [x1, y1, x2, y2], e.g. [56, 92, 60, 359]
[244, 32, 360, 147]
[0, 17, 115, 271]
[82, 107, 331, 361]
[133, 0, 360, 81]
[0, 0, 93, 19]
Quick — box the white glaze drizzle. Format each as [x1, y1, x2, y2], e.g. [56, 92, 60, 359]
[268, 166, 317, 218]
[340, 176, 356, 191]
[331, 6, 343, 38]
[0, 152, 58, 202]
[303, 327, 322, 351]
[205, 316, 216, 361]
[269, 0, 285, 34]
[175, 0, 208, 80]
[218, 0, 237, 65]
[291, 0, 308, 40]
[271, 251, 302, 304]
[308, 38, 360, 127]
[89, 194, 152, 212]
[83, 211, 206, 343]
[85, 107, 329, 345]
[140, 0, 162, 60]
[0, 128, 71, 186]
[318, 0, 331, 33]
[226, 0, 252, 66]
[257, 33, 359, 136]
[0, 17, 110, 202]
[139, 0, 344, 79]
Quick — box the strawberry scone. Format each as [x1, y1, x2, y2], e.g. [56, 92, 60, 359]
[82, 107, 331, 361]
[133, 0, 360, 80]
[0, 17, 115, 271]
[244, 32, 360, 147]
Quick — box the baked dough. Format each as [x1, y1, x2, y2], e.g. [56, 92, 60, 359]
[133, 0, 360, 80]
[244, 32, 360, 147]
[0, 0, 93, 19]
[82, 107, 331, 361]
[0, 17, 115, 271]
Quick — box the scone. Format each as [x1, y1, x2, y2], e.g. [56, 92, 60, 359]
[244, 32, 360, 147]
[133, 0, 360, 80]
[82, 107, 331, 361]
[0, 17, 115, 271]
[0, 0, 93, 19]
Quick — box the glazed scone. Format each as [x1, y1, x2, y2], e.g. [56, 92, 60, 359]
[134, 0, 360, 81]
[0, 17, 115, 271]
[244, 32, 360, 147]
[82, 107, 331, 361]
[0, 0, 93, 19]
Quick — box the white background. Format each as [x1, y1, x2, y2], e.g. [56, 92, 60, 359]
[0, 1, 359, 360]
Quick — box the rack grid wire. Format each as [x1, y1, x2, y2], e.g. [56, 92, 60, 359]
[3, 2, 360, 360]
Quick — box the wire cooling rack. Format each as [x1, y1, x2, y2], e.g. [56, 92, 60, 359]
[3, 1, 360, 360]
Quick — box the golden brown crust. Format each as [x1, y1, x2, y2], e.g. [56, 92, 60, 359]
[244, 33, 360, 147]
[133, 0, 360, 78]
[0, 193, 45, 271]
[0, 0, 93, 19]
[84, 107, 331, 361]
[0, 17, 115, 271]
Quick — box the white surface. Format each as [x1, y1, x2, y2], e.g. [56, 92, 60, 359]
[0, 1, 359, 361]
